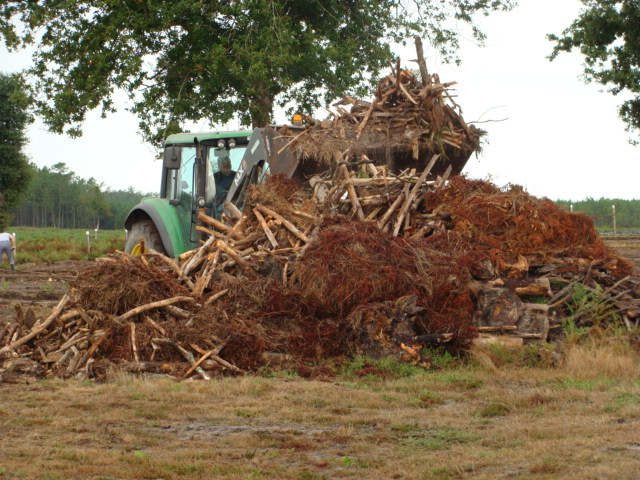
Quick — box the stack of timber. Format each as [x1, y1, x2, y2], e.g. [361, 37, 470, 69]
[1, 168, 639, 382]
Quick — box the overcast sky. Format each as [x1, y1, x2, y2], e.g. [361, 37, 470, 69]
[1, 0, 638, 200]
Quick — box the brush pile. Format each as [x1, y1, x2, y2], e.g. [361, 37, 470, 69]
[1, 38, 639, 381]
[286, 40, 482, 179]
[1, 162, 638, 382]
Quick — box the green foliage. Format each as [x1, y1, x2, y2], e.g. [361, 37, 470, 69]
[1, 0, 513, 146]
[562, 317, 592, 344]
[566, 282, 618, 330]
[548, 1, 640, 140]
[555, 198, 640, 230]
[11, 163, 148, 230]
[423, 348, 457, 368]
[0, 72, 33, 229]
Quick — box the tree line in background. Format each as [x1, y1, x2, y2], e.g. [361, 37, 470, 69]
[556, 199, 640, 231]
[10, 162, 149, 231]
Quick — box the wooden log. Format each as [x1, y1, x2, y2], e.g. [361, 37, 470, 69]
[398, 80, 418, 105]
[183, 345, 224, 378]
[127, 323, 138, 362]
[197, 212, 238, 236]
[477, 326, 518, 332]
[54, 331, 88, 353]
[414, 36, 430, 86]
[0, 294, 71, 356]
[339, 164, 365, 221]
[181, 234, 217, 276]
[217, 239, 255, 273]
[223, 201, 243, 220]
[204, 289, 229, 306]
[434, 165, 452, 191]
[195, 251, 221, 297]
[378, 183, 409, 230]
[356, 99, 378, 140]
[66, 347, 82, 373]
[230, 231, 264, 250]
[256, 204, 309, 243]
[253, 208, 279, 248]
[113, 296, 196, 323]
[393, 155, 439, 236]
[152, 337, 211, 380]
[473, 334, 524, 349]
[195, 224, 225, 239]
[76, 334, 108, 370]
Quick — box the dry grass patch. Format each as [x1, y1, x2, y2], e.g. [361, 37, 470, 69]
[2, 352, 640, 479]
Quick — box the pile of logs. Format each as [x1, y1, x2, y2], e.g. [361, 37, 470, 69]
[1, 159, 639, 382]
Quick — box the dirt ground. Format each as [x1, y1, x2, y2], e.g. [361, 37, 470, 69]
[603, 236, 640, 271]
[0, 261, 89, 325]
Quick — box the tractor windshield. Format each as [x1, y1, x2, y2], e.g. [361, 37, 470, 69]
[206, 145, 247, 209]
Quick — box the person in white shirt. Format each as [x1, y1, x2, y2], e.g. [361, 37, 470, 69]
[0, 232, 16, 272]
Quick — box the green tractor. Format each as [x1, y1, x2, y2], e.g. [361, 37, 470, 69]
[124, 125, 310, 257]
[125, 119, 474, 258]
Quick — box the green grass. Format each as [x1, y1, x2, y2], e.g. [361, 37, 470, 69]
[4, 227, 125, 265]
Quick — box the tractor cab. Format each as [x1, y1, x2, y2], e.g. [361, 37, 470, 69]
[160, 131, 252, 248]
[124, 124, 311, 258]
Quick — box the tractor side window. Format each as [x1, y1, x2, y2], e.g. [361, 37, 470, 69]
[176, 147, 196, 203]
[258, 161, 270, 184]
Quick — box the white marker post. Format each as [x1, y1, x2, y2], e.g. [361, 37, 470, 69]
[612, 205, 617, 236]
[86, 231, 91, 254]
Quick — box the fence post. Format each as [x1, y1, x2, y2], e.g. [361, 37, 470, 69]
[86, 231, 91, 254]
[612, 205, 617, 236]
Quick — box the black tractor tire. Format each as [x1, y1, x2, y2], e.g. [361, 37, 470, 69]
[125, 219, 167, 255]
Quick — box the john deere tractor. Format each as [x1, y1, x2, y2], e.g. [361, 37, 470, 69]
[125, 117, 472, 257]
[124, 125, 309, 257]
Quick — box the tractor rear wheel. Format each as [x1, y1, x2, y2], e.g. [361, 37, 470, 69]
[125, 219, 167, 255]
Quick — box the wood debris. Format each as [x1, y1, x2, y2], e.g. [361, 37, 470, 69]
[1, 167, 638, 382]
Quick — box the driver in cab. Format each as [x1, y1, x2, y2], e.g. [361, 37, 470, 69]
[214, 156, 236, 193]
[211, 152, 236, 217]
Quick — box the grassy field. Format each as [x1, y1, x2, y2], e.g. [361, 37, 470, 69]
[3, 228, 125, 265]
[1, 338, 640, 480]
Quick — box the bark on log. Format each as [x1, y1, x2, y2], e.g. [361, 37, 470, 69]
[256, 204, 309, 243]
[113, 296, 196, 323]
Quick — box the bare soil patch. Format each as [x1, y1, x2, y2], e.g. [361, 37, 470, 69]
[604, 236, 640, 271]
[0, 261, 90, 324]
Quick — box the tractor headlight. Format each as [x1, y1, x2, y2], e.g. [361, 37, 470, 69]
[197, 197, 206, 207]
[217, 140, 226, 149]
[228, 139, 237, 148]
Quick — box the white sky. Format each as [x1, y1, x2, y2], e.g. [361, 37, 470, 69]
[0, 0, 638, 200]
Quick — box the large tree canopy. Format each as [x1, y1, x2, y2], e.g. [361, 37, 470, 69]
[0, 71, 32, 228]
[549, 0, 640, 139]
[1, 0, 514, 146]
